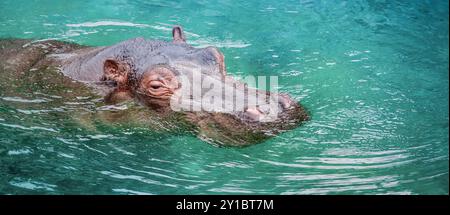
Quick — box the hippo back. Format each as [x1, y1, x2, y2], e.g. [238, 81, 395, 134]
[62, 38, 221, 83]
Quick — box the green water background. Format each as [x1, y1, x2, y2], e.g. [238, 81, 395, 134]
[0, 0, 448, 194]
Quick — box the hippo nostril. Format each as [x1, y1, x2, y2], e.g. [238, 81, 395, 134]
[278, 94, 294, 110]
[244, 107, 264, 121]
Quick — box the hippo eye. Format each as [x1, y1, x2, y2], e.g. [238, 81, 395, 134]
[149, 81, 163, 90]
[139, 66, 179, 99]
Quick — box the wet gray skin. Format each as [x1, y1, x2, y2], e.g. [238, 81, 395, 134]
[0, 26, 308, 146]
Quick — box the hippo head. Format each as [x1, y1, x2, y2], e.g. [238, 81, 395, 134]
[102, 26, 308, 146]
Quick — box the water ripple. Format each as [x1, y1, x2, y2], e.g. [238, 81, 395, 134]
[0, 0, 448, 195]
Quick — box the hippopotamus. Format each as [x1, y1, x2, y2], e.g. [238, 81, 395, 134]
[0, 26, 308, 146]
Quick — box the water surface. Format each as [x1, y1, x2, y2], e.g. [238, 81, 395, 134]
[0, 0, 448, 194]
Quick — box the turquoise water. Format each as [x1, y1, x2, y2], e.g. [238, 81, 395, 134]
[0, 0, 448, 194]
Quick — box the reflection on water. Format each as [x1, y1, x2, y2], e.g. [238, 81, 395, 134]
[0, 0, 448, 194]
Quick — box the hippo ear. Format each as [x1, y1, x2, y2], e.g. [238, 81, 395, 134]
[172, 26, 186, 43]
[205, 46, 226, 77]
[104, 59, 118, 73]
[103, 59, 130, 86]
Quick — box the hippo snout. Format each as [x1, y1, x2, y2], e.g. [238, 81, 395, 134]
[241, 92, 305, 123]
